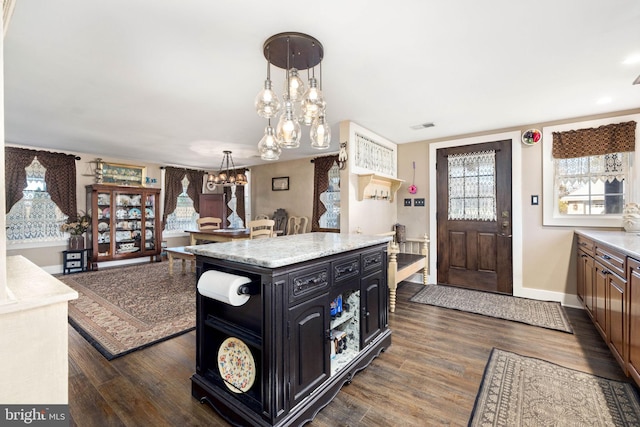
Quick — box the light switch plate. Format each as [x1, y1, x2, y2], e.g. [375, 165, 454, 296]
[531, 195, 539, 205]
[414, 198, 425, 207]
[404, 198, 412, 206]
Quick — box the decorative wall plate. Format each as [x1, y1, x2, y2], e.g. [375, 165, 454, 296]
[522, 129, 542, 145]
[217, 337, 256, 393]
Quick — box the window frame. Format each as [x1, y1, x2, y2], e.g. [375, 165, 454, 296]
[542, 113, 640, 227]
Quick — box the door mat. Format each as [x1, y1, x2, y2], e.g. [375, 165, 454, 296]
[469, 348, 640, 426]
[410, 284, 573, 333]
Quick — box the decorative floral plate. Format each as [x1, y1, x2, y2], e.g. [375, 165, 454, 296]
[217, 337, 255, 393]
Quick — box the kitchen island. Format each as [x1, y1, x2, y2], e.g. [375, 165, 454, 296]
[188, 233, 392, 426]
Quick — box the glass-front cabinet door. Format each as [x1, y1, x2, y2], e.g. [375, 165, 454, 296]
[95, 191, 112, 259]
[143, 193, 156, 252]
[114, 191, 143, 256]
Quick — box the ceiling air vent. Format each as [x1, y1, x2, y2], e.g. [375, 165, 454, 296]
[410, 122, 435, 130]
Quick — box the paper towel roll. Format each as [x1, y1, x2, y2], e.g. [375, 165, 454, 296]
[197, 270, 252, 306]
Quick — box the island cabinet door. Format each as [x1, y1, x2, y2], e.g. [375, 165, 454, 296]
[361, 269, 385, 348]
[287, 293, 331, 408]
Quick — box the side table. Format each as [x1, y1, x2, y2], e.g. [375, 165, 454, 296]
[62, 249, 91, 274]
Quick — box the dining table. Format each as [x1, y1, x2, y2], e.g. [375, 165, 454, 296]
[185, 228, 251, 245]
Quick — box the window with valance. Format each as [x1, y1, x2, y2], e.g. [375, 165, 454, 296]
[5, 147, 77, 242]
[162, 166, 206, 231]
[542, 117, 638, 226]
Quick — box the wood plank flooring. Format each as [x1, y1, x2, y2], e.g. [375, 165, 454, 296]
[68, 282, 632, 426]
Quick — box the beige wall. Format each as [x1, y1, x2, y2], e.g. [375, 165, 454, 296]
[396, 108, 640, 305]
[249, 157, 315, 223]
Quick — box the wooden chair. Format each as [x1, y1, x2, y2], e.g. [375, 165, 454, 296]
[197, 216, 222, 230]
[286, 216, 308, 235]
[272, 208, 288, 236]
[248, 219, 275, 239]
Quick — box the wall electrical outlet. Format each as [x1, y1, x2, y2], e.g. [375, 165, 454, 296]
[404, 198, 412, 206]
[414, 198, 425, 207]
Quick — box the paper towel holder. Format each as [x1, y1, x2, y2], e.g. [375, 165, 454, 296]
[237, 282, 259, 296]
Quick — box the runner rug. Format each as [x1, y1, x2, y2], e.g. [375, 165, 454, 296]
[58, 260, 196, 360]
[469, 348, 640, 426]
[409, 284, 573, 333]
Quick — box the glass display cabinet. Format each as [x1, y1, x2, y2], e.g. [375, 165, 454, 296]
[86, 184, 161, 267]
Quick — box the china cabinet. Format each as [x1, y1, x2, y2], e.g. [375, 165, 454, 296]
[86, 184, 161, 267]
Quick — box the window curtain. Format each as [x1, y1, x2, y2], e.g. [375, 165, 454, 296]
[552, 121, 636, 159]
[223, 168, 247, 225]
[4, 147, 77, 217]
[162, 166, 205, 229]
[311, 154, 339, 232]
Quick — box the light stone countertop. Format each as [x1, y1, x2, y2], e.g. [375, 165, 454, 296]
[575, 229, 640, 259]
[1, 255, 79, 315]
[187, 232, 392, 268]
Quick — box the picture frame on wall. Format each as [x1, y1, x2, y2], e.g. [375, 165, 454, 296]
[100, 162, 146, 186]
[272, 176, 289, 191]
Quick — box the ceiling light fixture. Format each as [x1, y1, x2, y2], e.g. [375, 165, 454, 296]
[256, 32, 330, 161]
[209, 150, 247, 186]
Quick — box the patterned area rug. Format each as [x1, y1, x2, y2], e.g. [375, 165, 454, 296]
[469, 348, 640, 426]
[58, 260, 195, 360]
[410, 284, 573, 333]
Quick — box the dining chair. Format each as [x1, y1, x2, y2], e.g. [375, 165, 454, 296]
[286, 216, 308, 235]
[197, 217, 222, 230]
[255, 214, 270, 220]
[248, 219, 275, 239]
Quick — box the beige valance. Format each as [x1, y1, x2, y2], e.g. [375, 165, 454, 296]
[552, 121, 636, 159]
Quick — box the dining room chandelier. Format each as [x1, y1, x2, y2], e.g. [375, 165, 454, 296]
[209, 150, 247, 186]
[256, 32, 331, 161]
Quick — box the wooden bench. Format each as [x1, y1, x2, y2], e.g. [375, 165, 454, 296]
[381, 232, 429, 313]
[166, 246, 195, 275]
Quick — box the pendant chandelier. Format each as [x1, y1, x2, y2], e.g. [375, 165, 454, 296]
[256, 32, 331, 161]
[209, 150, 247, 186]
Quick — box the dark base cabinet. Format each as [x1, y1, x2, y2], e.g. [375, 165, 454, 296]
[191, 243, 391, 426]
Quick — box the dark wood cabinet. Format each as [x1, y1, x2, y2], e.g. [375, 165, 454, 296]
[575, 232, 634, 383]
[288, 293, 330, 407]
[86, 184, 161, 267]
[199, 194, 226, 227]
[628, 257, 640, 385]
[191, 241, 391, 426]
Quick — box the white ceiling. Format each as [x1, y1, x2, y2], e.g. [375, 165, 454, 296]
[4, 0, 640, 170]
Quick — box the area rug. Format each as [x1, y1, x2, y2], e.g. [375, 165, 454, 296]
[410, 284, 573, 333]
[469, 348, 640, 426]
[58, 260, 196, 360]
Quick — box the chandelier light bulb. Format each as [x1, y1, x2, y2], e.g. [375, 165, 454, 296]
[286, 68, 305, 102]
[258, 124, 281, 161]
[276, 99, 301, 148]
[310, 115, 331, 149]
[255, 79, 281, 118]
[301, 77, 324, 124]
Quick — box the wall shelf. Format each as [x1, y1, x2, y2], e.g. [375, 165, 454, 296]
[357, 174, 404, 202]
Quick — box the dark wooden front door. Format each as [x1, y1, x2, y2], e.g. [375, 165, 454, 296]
[436, 140, 513, 294]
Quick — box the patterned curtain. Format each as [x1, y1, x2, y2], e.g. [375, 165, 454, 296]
[552, 121, 636, 159]
[223, 174, 246, 228]
[5, 147, 37, 213]
[162, 167, 187, 230]
[311, 155, 339, 231]
[4, 147, 77, 217]
[185, 169, 205, 214]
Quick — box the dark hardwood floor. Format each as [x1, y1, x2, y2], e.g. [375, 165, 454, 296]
[68, 282, 631, 426]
